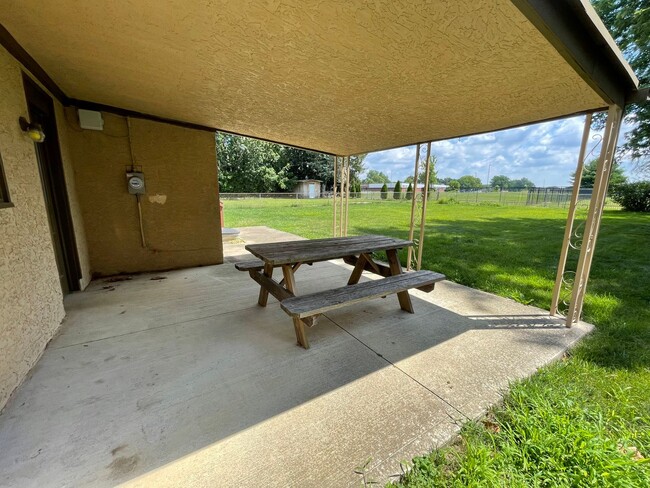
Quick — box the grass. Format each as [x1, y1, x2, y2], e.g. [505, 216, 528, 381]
[224, 198, 650, 486]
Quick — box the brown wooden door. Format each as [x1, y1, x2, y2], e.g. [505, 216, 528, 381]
[23, 75, 81, 294]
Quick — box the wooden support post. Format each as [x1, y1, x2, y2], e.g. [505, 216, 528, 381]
[257, 262, 274, 306]
[279, 263, 301, 286]
[417, 142, 432, 271]
[407, 144, 421, 271]
[333, 155, 338, 237]
[386, 249, 414, 313]
[282, 265, 309, 348]
[566, 106, 623, 326]
[339, 157, 345, 237]
[550, 113, 592, 316]
[347, 253, 368, 285]
[345, 156, 351, 236]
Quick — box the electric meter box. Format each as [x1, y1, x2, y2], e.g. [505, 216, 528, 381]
[126, 172, 146, 195]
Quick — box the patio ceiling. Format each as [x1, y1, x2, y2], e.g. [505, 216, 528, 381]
[0, 0, 638, 155]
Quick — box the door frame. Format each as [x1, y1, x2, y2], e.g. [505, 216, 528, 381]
[23, 73, 81, 293]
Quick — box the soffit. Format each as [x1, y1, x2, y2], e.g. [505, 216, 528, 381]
[2, 0, 610, 154]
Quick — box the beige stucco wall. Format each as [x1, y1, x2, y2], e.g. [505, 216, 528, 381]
[65, 112, 223, 276]
[0, 47, 67, 409]
[0, 42, 220, 410]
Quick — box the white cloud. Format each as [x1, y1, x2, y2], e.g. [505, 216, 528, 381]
[364, 115, 635, 186]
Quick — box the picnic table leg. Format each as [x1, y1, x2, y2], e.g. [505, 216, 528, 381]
[258, 262, 274, 306]
[386, 249, 414, 313]
[281, 264, 310, 349]
[347, 254, 368, 285]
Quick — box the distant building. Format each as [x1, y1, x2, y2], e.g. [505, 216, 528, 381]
[293, 179, 322, 198]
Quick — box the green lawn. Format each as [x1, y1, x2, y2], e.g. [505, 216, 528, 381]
[224, 198, 650, 486]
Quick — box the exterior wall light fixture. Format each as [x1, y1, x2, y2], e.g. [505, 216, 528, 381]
[19, 116, 46, 143]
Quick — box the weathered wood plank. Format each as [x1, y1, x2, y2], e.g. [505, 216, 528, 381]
[279, 263, 301, 286]
[251, 267, 289, 303]
[343, 255, 392, 278]
[246, 235, 413, 266]
[248, 270, 317, 327]
[386, 249, 414, 313]
[282, 265, 309, 349]
[347, 254, 368, 285]
[257, 262, 274, 307]
[281, 271, 445, 319]
[343, 255, 437, 292]
[234, 259, 265, 271]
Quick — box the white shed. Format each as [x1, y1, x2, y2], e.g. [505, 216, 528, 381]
[293, 180, 322, 199]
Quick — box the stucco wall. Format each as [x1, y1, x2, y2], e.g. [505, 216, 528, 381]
[65, 112, 223, 276]
[0, 47, 66, 409]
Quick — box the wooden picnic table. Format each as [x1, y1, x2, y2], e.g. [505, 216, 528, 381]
[239, 235, 445, 348]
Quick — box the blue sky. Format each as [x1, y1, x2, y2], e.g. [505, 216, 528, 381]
[364, 115, 637, 187]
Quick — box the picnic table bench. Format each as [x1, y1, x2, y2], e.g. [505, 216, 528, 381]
[238, 235, 445, 348]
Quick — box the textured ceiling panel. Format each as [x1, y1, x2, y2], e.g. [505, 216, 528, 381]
[2, 0, 608, 155]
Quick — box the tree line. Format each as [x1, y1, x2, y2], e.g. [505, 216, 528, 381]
[217, 133, 365, 193]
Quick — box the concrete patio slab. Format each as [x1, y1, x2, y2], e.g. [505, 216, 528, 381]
[0, 227, 593, 487]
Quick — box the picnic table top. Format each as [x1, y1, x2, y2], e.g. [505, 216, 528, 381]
[245, 235, 413, 266]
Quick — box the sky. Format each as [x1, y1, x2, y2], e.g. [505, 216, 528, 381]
[363, 115, 637, 187]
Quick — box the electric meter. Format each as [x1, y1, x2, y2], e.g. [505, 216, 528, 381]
[126, 172, 146, 195]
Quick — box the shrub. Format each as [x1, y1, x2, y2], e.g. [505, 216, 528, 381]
[405, 182, 413, 200]
[610, 181, 650, 212]
[437, 197, 459, 205]
[393, 181, 402, 200]
[380, 183, 388, 200]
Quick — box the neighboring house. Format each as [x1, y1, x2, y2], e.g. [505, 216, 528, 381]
[293, 179, 321, 198]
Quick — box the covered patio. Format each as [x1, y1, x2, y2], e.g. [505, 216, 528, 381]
[0, 227, 592, 486]
[0, 0, 644, 486]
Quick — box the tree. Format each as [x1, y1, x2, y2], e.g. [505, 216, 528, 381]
[280, 147, 333, 189]
[572, 159, 628, 188]
[458, 175, 483, 190]
[380, 183, 388, 199]
[510, 177, 536, 189]
[393, 181, 402, 200]
[405, 182, 413, 200]
[363, 169, 390, 184]
[490, 175, 511, 189]
[216, 133, 289, 193]
[405, 156, 439, 184]
[592, 0, 650, 172]
[610, 181, 650, 211]
[348, 155, 367, 185]
[447, 179, 460, 191]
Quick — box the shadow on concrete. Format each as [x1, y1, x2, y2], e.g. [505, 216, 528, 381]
[0, 249, 592, 487]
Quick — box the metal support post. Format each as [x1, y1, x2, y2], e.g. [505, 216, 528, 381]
[566, 106, 623, 326]
[550, 113, 592, 316]
[406, 144, 421, 271]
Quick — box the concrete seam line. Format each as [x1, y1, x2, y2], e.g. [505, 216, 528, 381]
[324, 313, 470, 421]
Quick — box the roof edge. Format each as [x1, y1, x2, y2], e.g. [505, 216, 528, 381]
[511, 0, 638, 108]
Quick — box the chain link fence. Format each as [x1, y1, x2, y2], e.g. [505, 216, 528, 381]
[221, 187, 621, 209]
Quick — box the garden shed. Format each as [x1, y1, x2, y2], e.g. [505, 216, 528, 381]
[293, 179, 322, 198]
